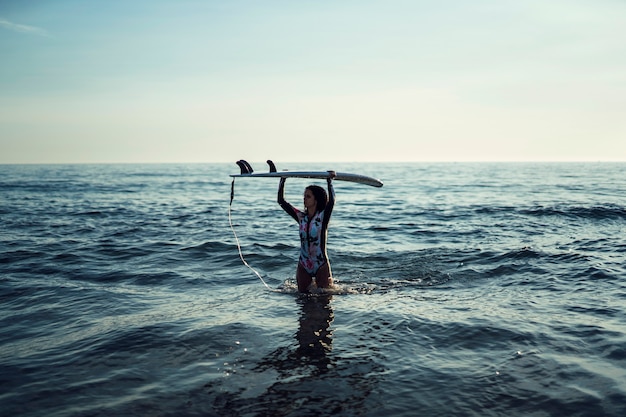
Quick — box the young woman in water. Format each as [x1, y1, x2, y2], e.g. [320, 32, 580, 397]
[277, 172, 336, 293]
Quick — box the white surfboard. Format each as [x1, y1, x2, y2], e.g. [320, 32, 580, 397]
[230, 160, 383, 187]
[231, 171, 383, 187]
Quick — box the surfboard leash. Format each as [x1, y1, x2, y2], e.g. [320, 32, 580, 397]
[228, 177, 272, 290]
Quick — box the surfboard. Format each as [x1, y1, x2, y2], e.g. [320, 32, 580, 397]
[232, 171, 383, 187]
[230, 160, 383, 187]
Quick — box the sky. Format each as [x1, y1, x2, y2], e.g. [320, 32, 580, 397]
[1, 0, 625, 163]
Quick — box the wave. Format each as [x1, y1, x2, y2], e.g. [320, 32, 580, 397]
[519, 203, 626, 220]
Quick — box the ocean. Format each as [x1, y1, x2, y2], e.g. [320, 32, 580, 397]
[1, 162, 625, 417]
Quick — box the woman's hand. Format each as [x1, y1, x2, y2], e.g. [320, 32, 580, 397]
[327, 170, 336, 180]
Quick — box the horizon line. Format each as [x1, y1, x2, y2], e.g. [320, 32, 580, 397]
[1, 160, 624, 166]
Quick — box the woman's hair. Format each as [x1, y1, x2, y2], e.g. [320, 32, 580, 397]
[306, 185, 328, 212]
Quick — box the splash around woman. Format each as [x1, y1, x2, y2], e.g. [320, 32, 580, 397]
[278, 171, 336, 293]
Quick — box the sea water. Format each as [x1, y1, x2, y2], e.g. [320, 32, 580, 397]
[1, 162, 625, 416]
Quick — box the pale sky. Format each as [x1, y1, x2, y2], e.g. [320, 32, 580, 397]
[1, 0, 625, 163]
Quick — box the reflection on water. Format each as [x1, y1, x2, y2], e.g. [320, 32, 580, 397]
[295, 295, 334, 373]
[207, 296, 341, 416]
[254, 295, 335, 379]
[207, 295, 384, 416]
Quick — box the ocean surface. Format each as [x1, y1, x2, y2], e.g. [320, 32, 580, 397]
[1, 162, 625, 417]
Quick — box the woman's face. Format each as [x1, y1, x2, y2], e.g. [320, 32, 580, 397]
[303, 189, 316, 210]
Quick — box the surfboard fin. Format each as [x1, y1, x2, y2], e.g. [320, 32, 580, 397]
[236, 160, 254, 174]
[236, 160, 249, 174]
[267, 160, 277, 173]
[242, 160, 254, 173]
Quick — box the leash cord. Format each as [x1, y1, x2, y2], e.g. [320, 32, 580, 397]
[228, 178, 272, 290]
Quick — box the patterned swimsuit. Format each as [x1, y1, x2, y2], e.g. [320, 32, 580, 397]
[278, 181, 335, 275]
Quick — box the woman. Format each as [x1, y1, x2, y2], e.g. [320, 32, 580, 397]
[278, 172, 336, 293]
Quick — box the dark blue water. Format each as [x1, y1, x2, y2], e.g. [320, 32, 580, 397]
[1, 162, 625, 416]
